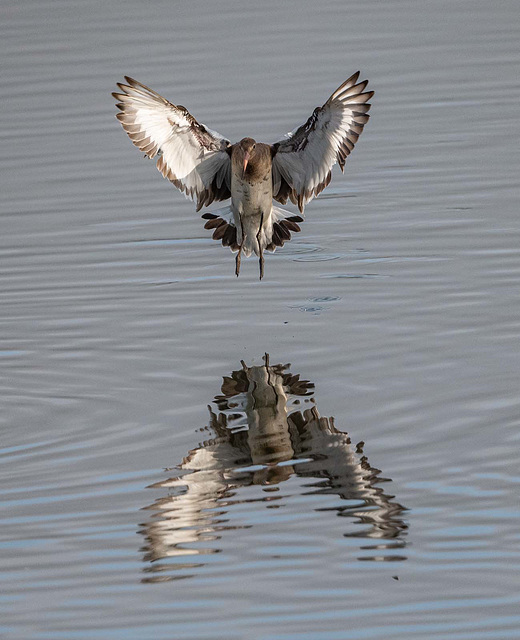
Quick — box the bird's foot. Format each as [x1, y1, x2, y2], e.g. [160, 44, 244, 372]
[235, 249, 242, 277]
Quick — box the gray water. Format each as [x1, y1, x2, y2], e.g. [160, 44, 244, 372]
[2, 0, 520, 638]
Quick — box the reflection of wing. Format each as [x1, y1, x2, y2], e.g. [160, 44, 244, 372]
[288, 408, 407, 540]
[113, 77, 232, 210]
[271, 71, 373, 212]
[140, 443, 242, 566]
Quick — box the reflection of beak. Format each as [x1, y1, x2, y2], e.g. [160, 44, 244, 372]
[242, 152, 250, 177]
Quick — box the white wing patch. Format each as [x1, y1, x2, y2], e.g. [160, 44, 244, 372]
[113, 77, 232, 211]
[271, 71, 373, 212]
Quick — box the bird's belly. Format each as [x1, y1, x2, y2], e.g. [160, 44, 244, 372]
[231, 174, 272, 218]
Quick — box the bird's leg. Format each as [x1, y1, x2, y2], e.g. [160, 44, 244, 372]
[257, 213, 264, 280]
[259, 250, 264, 280]
[235, 246, 242, 277]
[235, 214, 244, 277]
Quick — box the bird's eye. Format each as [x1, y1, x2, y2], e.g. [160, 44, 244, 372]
[252, 144, 256, 150]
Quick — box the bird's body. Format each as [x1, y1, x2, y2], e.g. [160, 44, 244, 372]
[113, 73, 373, 278]
[230, 140, 273, 277]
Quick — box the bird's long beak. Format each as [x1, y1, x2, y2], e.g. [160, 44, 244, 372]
[242, 151, 250, 177]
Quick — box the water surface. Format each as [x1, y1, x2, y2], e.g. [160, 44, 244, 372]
[2, 0, 520, 638]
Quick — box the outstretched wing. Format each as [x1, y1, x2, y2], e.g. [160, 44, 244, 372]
[113, 77, 232, 211]
[271, 71, 373, 213]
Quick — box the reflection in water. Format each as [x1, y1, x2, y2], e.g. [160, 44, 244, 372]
[139, 355, 407, 581]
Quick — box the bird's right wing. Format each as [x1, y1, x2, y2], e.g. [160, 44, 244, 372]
[113, 77, 232, 210]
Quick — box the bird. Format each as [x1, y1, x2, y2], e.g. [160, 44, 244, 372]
[112, 72, 373, 279]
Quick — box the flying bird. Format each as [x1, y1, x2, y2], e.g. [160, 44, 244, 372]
[112, 72, 373, 279]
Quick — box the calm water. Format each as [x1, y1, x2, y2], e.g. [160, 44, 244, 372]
[2, 0, 520, 638]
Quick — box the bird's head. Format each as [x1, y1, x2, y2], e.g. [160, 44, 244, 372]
[238, 137, 257, 176]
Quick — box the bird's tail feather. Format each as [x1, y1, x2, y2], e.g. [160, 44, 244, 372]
[201, 206, 239, 252]
[201, 205, 304, 256]
[263, 206, 304, 253]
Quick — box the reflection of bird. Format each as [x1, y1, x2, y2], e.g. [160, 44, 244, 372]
[140, 356, 406, 580]
[113, 73, 373, 278]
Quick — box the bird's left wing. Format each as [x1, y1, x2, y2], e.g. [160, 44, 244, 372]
[113, 77, 232, 211]
[271, 71, 373, 213]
